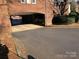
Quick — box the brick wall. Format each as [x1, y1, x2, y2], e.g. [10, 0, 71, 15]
[0, 0, 55, 31]
[0, 0, 11, 33]
[9, 0, 46, 15]
[8, 0, 54, 26]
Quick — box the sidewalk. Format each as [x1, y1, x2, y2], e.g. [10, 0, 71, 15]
[12, 24, 79, 32]
[12, 24, 43, 32]
[46, 23, 79, 28]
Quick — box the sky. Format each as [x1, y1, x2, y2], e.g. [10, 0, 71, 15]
[58, 0, 78, 2]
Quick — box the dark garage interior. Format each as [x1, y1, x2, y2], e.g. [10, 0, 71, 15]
[10, 13, 45, 26]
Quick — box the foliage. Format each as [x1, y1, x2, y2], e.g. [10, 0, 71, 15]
[66, 16, 75, 24]
[53, 12, 77, 24]
[69, 11, 78, 17]
[53, 15, 68, 25]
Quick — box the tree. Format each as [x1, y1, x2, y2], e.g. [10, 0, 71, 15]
[48, 0, 70, 16]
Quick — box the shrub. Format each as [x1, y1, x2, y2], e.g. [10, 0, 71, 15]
[66, 11, 77, 24]
[53, 15, 67, 24]
[53, 11, 77, 25]
[69, 11, 78, 17]
[67, 16, 75, 24]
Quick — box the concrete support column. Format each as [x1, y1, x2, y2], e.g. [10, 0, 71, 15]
[45, 13, 54, 26]
[45, 0, 54, 27]
[0, 4, 11, 33]
[0, 16, 11, 33]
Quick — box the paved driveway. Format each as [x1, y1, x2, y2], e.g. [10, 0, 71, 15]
[12, 28, 79, 59]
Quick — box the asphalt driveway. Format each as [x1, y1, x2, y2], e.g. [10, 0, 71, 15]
[12, 28, 79, 59]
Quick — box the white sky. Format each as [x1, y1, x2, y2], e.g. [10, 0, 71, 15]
[53, 0, 79, 3]
[58, 0, 78, 2]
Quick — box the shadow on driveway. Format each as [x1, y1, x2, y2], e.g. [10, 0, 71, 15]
[28, 55, 36, 59]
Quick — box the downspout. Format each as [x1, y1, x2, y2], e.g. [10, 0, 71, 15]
[45, 0, 47, 16]
[45, 0, 47, 26]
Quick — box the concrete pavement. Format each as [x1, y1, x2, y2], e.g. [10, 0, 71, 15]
[12, 23, 79, 32]
[12, 24, 43, 32]
[12, 25, 79, 59]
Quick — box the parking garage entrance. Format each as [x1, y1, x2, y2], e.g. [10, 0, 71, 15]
[10, 13, 45, 26]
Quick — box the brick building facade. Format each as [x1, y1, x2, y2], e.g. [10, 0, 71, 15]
[0, 0, 57, 33]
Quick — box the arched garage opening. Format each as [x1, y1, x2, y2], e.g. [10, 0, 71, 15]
[10, 13, 45, 26]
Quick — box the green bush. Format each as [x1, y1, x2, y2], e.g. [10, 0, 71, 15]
[67, 16, 75, 24]
[66, 11, 78, 24]
[53, 15, 68, 24]
[53, 12, 77, 24]
[69, 11, 78, 17]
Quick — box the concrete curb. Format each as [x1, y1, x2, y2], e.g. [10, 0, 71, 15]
[46, 26, 79, 28]
[12, 37, 27, 59]
[45, 24, 79, 28]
